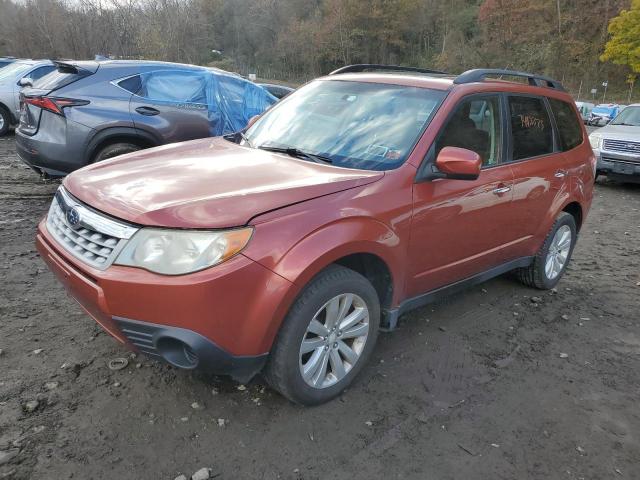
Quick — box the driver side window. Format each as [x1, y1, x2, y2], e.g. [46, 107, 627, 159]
[435, 95, 502, 167]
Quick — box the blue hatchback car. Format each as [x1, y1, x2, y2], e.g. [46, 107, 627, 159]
[16, 60, 276, 177]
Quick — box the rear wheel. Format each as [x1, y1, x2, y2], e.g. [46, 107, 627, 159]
[0, 107, 10, 136]
[516, 212, 577, 290]
[264, 265, 380, 405]
[93, 142, 141, 163]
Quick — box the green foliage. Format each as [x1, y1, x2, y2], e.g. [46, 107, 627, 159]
[601, 0, 640, 73]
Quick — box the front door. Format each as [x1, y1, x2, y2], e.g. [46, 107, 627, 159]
[407, 94, 517, 298]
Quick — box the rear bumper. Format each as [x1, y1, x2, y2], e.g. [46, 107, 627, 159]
[36, 219, 293, 381]
[15, 114, 92, 176]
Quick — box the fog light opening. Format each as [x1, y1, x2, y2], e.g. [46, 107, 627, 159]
[156, 337, 199, 369]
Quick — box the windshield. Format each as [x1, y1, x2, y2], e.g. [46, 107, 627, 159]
[610, 106, 640, 126]
[244, 80, 446, 171]
[0, 62, 32, 82]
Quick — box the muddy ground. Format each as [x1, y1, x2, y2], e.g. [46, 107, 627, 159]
[0, 131, 639, 480]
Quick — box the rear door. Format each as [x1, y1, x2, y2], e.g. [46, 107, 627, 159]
[503, 94, 570, 257]
[128, 69, 212, 143]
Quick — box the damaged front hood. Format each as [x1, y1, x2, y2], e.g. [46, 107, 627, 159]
[64, 137, 383, 228]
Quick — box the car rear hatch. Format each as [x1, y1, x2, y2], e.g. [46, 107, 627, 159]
[19, 61, 98, 136]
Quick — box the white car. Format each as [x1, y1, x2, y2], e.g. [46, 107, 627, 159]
[0, 59, 56, 136]
[590, 103, 640, 183]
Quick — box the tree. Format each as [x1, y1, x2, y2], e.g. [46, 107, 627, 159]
[601, 0, 640, 73]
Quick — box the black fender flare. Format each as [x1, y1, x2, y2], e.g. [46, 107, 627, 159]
[85, 126, 161, 163]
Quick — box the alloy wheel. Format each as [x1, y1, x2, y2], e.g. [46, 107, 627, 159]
[545, 225, 572, 280]
[299, 293, 370, 389]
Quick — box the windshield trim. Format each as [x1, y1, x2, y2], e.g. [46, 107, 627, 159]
[245, 79, 449, 172]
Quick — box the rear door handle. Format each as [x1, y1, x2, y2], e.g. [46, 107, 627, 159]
[554, 169, 568, 178]
[135, 106, 160, 116]
[492, 185, 512, 195]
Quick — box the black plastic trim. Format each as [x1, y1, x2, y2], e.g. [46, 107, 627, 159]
[112, 316, 268, 383]
[329, 64, 447, 76]
[381, 256, 533, 330]
[85, 126, 159, 164]
[454, 69, 565, 91]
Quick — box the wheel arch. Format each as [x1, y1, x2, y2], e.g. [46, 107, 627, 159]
[562, 201, 583, 232]
[86, 126, 159, 163]
[257, 218, 405, 350]
[0, 101, 14, 124]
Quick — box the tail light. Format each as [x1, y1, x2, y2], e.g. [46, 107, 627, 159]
[23, 96, 89, 116]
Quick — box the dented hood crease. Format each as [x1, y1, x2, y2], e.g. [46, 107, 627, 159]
[64, 137, 383, 228]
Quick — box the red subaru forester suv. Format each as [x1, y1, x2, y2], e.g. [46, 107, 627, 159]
[37, 65, 595, 405]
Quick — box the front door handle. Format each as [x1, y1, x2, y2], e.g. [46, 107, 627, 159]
[493, 185, 512, 195]
[135, 106, 160, 116]
[554, 169, 568, 178]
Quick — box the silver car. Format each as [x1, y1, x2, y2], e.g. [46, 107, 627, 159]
[590, 103, 640, 182]
[0, 59, 56, 136]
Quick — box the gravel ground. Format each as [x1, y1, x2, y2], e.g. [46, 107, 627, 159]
[1, 131, 639, 480]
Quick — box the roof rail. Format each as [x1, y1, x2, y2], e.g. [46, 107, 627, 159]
[454, 69, 565, 91]
[329, 64, 447, 76]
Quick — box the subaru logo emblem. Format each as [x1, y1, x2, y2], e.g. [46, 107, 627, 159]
[66, 207, 81, 228]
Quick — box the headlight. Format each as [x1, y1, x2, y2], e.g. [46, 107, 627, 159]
[115, 227, 253, 275]
[589, 135, 602, 149]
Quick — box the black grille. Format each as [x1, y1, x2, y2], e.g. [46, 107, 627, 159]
[603, 138, 640, 156]
[113, 318, 161, 357]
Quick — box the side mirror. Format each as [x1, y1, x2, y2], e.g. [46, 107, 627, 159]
[246, 114, 261, 129]
[434, 146, 482, 180]
[18, 77, 32, 87]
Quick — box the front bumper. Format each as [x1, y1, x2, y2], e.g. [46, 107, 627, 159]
[36, 219, 294, 381]
[595, 150, 640, 181]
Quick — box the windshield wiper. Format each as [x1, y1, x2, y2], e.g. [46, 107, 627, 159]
[613, 122, 639, 127]
[258, 145, 333, 164]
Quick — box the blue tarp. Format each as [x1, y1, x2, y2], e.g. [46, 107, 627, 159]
[138, 68, 277, 136]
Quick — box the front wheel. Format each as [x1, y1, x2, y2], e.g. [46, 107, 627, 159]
[264, 265, 380, 405]
[516, 212, 577, 290]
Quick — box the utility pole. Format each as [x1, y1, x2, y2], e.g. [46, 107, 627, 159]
[577, 80, 582, 100]
[628, 75, 636, 104]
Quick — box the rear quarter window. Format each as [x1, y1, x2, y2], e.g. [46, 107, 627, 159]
[549, 98, 583, 151]
[117, 75, 142, 94]
[508, 96, 554, 161]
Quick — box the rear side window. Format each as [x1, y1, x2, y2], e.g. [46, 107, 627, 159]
[508, 96, 554, 160]
[137, 70, 208, 104]
[29, 66, 56, 81]
[549, 98, 583, 151]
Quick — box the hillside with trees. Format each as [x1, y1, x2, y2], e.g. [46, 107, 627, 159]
[0, 0, 637, 102]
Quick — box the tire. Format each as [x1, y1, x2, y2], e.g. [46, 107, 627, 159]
[516, 212, 577, 290]
[0, 107, 11, 136]
[93, 142, 141, 163]
[264, 264, 380, 405]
